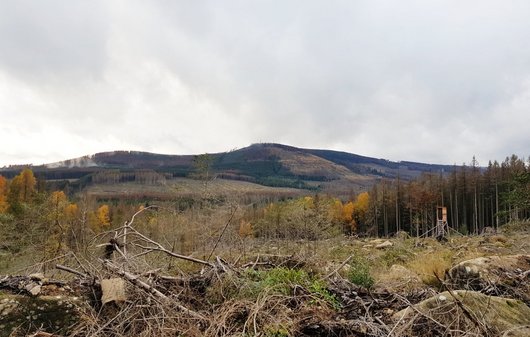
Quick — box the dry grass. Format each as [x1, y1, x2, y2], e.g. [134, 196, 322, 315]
[407, 249, 454, 288]
[84, 177, 304, 201]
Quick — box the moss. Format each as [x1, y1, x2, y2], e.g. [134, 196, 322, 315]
[395, 291, 530, 334]
[0, 292, 83, 337]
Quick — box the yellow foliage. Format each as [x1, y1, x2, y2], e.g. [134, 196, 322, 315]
[64, 203, 79, 221]
[353, 192, 370, 214]
[239, 220, 253, 237]
[88, 205, 112, 233]
[48, 191, 68, 226]
[8, 168, 37, 204]
[97, 205, 111, 225]
[0, 175, 8, 213]
[330, 199, 343, 222]
[302, 196, 314, 208]
[342, 201, 354, 223]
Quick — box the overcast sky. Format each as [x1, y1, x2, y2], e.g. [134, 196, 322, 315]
[1, 0, 529, 167]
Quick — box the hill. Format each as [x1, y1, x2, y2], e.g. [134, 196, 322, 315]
[1, 143, 457, 196]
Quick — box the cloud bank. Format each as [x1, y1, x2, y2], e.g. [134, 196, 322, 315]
[1, 0, 529, 166]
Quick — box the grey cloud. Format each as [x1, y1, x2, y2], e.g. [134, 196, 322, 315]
[0, 1, 109, 82]
[0, 0, 529, 166]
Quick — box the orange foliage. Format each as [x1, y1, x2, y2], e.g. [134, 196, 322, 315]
[50, 191, 67, 205]
[97, 205, 111, 227]
[90, 204, 111, 233]
[64, 203, 79, 221]
[351, 192, 370, 232]
[9, 168, 36, 203]
[0, 175, 8, 213]
[238, 220, 253, 238]
[342, 201, 354, 223]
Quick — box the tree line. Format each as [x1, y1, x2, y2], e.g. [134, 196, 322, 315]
[0, 169, 116, 263]
[362, 154, 529, 237]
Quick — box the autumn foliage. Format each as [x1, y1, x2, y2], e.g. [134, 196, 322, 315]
[0, 175, 8, 213]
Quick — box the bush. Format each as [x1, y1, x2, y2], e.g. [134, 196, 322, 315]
[380, 246, 414, 267]
[211, 267, 339, 308]
[347, 256, 374, 288]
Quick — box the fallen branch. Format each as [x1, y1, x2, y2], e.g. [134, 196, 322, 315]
[56, 264, 89, 279]
[323, 254, 354, 280]
[102, 259, 206, 321]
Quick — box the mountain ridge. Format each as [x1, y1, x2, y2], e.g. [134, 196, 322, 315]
[1, 143, 458, 192]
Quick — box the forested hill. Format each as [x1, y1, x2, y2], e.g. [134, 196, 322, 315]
[0, 143, 456, 189]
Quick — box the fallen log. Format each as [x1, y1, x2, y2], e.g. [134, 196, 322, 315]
[101, 259, 206, 321]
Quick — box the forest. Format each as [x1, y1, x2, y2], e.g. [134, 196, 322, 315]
[363, 155, 530, 237]
[0, 154, 529, 261]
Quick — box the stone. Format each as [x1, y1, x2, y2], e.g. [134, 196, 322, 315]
[0, 292, 85, 337]
[26, 284, 42, 296]
[29, 273, 45, 281]
[394, 290, 530, 335]
[375, 240, 393, 249]
[446, 255, 530, 297]
[101, 278, 127, 305]
[24, 282, 42, 296]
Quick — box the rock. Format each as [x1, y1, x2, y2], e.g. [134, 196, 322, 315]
[394, 231, 410, 239]
[375, 241, 393, 249]
[446, 255, 530, 300]
[0, 292, 85, 337]
[482, 226, 497, 235]
[393, 290, 530, 335]
[25, 284, 42, 296]
[101, 278, 127, 305]
[29, 273, 45, 281]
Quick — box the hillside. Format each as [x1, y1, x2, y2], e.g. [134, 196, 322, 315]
[1, 143, 457, 195]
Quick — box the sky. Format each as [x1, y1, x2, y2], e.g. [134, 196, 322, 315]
[1, 0, 529, 167]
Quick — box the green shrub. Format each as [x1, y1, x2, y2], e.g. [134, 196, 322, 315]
[308, 280, 340, 309]
[229, 267, 339, 308]
[261, 267, 309, 295]
[347, 256, 374, 288]
[380, 246, 414, 267]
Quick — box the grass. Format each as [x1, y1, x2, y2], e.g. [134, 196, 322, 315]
[407, 248, 453, 287]
[379, 243, 415, 267]
[347, 255, 374, 288]
[500, 220, 530, 234]
[208, 267, 339, 309]
[84, 177, 303, 201]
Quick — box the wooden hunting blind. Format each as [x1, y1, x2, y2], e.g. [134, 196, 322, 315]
[437, 206, 448, 222]
[435, 206, 449, 239]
